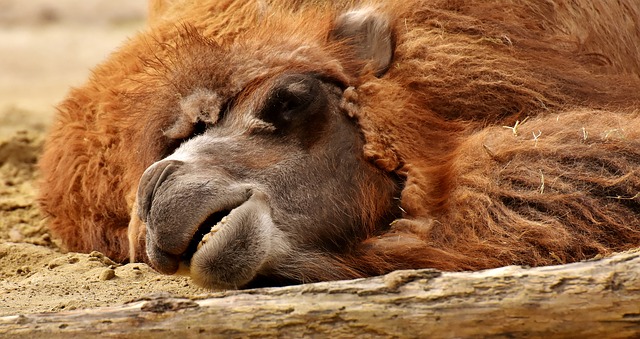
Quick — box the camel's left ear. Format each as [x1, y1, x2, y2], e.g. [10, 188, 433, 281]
[329, 8, 395, 77]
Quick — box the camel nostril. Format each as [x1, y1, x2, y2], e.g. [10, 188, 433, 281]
[137, 160, 184, 222]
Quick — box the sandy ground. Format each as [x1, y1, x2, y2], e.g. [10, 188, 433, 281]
[0, 1, 210, 316]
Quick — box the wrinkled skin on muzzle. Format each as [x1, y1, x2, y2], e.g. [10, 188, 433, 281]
[136, 74, 400, 289]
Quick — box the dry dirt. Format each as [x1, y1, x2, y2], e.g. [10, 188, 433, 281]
[0, 1, 210, 316]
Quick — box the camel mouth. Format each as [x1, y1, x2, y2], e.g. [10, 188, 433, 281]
[181, 204, 243, 262]
[187, 190, 279, 289]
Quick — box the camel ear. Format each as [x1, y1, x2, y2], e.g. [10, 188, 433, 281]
[329, 8, 395, 77]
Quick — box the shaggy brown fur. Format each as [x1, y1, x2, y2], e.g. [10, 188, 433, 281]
[39, 0, 640, 284]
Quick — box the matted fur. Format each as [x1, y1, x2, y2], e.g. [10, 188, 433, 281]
[39, 0, 640, 281]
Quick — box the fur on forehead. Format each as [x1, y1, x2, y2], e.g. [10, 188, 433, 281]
[147, 2, 402, 96]
[153, 27, 348, 97]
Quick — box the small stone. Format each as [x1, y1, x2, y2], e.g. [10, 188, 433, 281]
[46, 262, 60, 270]
[16, 266, 30, 275]
[89, 251, 118, 267]
[99, 268, 116, 281]
[8, 228, 24, 242]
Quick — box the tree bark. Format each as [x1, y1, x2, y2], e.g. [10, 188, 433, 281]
[1, 250, 639, 338]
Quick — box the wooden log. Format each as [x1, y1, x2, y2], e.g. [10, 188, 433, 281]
[1, 250, 638, 338]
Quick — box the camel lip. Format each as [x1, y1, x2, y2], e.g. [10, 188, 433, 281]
[144, 183, 257, 277]
[186, 189, 278, 289]
[180, 199, 248, 263]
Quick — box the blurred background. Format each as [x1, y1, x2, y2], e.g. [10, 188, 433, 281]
[0, 0, 148, 136]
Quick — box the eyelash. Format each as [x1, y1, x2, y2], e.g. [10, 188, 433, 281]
[247, 118, 277, 134]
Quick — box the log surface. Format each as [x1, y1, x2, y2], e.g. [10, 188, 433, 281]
[1, 250, 639, 338]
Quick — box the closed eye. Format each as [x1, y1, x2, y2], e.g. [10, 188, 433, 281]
[258, 75, 318, 129]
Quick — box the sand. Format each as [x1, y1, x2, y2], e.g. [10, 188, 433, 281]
[0, 1, 210, 316]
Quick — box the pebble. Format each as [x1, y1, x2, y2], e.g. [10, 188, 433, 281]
[16, 266, 30, 275]
[99, 268, 116, 281]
